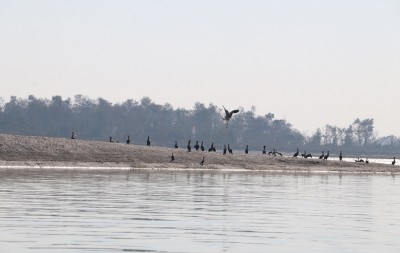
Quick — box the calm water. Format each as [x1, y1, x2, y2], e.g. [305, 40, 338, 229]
[1, 169, 400, 253]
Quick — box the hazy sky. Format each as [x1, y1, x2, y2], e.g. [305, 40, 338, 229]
[1, 0, 399, 136]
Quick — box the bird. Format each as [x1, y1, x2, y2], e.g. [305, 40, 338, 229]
[305, 154, 313, 158]
[174, 141, 178, 148]
[222, 105, 239, 128]
[223, 145, 227, 155]
[323, 151, 330, 161]
[71, 131, 77, 139]
[293, 148, 299, 158]
[147, 136, 151, 146]
[200, 157, 205, 166]
[200, 141, 205, 151]
[187, 140, 191, 152]
[355, 158, 364, 163]
[262, 146, 266, 154]
[392, 157, 396, 165]
[194, 141, 199, 151]
[109, 136, 114, 142]
[170, 153, 175, 162]
[228, 144, 233, 154]
[245, 145, 249, 154]
[339, 151, 343, 161]
[126, 135, 131, 144]
[319, 151, 325, 159]
[366, 158, 369, 164]
[208, 142, 216, 152]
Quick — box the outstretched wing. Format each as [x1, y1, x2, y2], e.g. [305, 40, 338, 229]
[222, 105, 230, 119]
[229, 109, 239, 118]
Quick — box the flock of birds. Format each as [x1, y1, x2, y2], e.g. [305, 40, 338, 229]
[70, 105, 397, 167]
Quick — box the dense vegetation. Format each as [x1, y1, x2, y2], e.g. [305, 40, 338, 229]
[0, 95, 398, 156]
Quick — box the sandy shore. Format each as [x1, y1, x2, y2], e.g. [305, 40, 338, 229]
[0, 134, 399, 174]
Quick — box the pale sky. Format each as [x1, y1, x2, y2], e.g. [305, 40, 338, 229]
[0, 0, 399, 136]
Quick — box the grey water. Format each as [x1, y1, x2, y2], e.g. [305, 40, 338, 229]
[1, 169, 400, 253]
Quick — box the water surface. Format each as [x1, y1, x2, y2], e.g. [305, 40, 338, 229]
[0, 169, 399, 253]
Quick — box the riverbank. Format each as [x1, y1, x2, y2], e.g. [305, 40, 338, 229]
[0, 134, 399, 173]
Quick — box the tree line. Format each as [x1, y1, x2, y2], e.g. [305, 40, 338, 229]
[0, 95, 399, 156]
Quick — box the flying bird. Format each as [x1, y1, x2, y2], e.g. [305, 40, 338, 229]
[222, 105, 239, 128]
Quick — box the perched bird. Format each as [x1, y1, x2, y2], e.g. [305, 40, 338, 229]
[392, 157, 396, 165]
[109, 136, 114, 142]
[323, 151, 330, 161]
[355, 158, 364, 163]
[126, 135, 131, 144]
[194, 141, 200, 151]
[174, 141, 178, 148]
[319, 151, 325, 159]
[170, 153, 175, 162]
[228, 144, 233, 154]
[339, 151, 343, 161]
[147, 136, 151, 146]
[200, 157, 205, 166]
[208, 142, 216, 152]
[293, 148, 299, 158]
[245, 145, 249, 154]
[71, 131, 77, 139]
[187, 140, 191, 152]
[222, 105, 239, 128]
[200, 141, 205, 151]
[262, 146, 266, 154]
[223, 145, 227, 155]
[366, 158, 369, 164]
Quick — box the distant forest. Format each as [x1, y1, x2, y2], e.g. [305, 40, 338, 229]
[0, 95, 399, 156]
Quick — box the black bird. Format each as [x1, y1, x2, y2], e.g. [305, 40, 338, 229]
[187, 140, 191, 152]
[355, 158, 364, 163]
[200, 141, 205, 151]
[170, 153, 175, 162]
[223, 145, 227, 155]
[366, 158, 369, 164]
[323, 151, 330, 161]
[174, 141, 178, 148]
[245, 145, 249, 154]
[319, 151, 325, 159]
[194, 141, 200, 151]
[126, 135, 131, 144]
[275, 150, 282, 156]
[200, 157, 205, 166]
[262, 146, 266, 154]
[339, 151, 343, 161]
[305, 154, 313, 158]
[222, 105, 239, 128]
[109, 136, 114, 142]
[293, 148, 299, 158]
[71, 131, 77, 139]
[147, 136, 151, 146]
[392, 157, 396, 165]
[228, 144, 233, 154]
[208, 142, 216, 152]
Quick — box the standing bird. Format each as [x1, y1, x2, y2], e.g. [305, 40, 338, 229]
[323, 151, 330, 161]
[187, 140, 191, 152]
[200, 141, 205, 151]
[170, 153, 175, 162]
[245, 145, 249, 154]
[366, 158, 369, 164]
[147, 136, 151, 146]
[392, 157, 396, 165]
[228, 144, 233, 154]
[109, 136, 114, 142]
[222, 105, 239, 128]
[339, 151, 343, 161]
[262, 146, 266, 154]
[319, 151, 325, 159]
[174, 141, 179, 148]
[200, 157, 205, 166]
[223, 145, 227, 155]
[293, 148, 299, 158]
[126, 136, 131, 144]
[71, 131, 77, 139]
[194, 141, 200, 151]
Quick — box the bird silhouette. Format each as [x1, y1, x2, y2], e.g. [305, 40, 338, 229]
[392, 157, 396, 165]
[222, 105, 239, 128]
[262, 146, 266, 154]
[194, 141, 199, 151]
[228, 144, 233, 154]
[187, 140, 191, 152]
[109, 136, 114, 142]
[245, 145, 248, 154]
[223, 145, 227, 155]
[174, 141, 178, 148]
[339, 151, 343, 161]
[126, 135, 131, 144]
[293, 148, 299, 158]
[147, 136, 150, 146]
[71, 131, 77, 139]
[323, 151, 330, 161]
[319, 151, 325, 159]
[170, 153, 175, 162]
[200, 157, 205, 166]
[200, 141, 205, 151]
